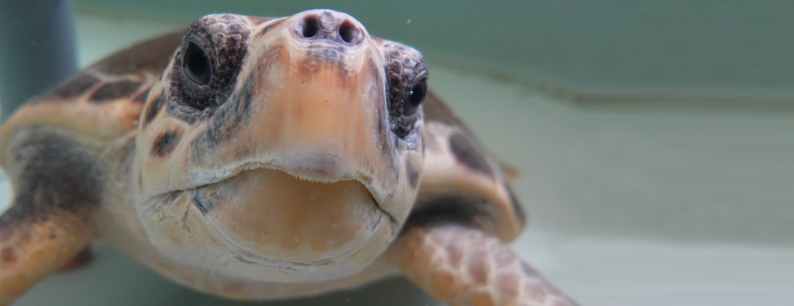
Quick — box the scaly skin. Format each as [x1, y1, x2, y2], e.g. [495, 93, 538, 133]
[0, 206, 92, 305]
[396, 224, 579, 306]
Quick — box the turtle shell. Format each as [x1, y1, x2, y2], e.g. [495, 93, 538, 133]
[0, 32, 183, 159]
[409, 91, 526, 242]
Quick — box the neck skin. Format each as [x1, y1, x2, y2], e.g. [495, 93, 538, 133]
[91, 131, 153, 250]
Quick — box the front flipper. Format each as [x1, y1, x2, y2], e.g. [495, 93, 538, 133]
[0, 203, 93, 304]
[0, 128, 106, 305]
[396, 224, 579, 306]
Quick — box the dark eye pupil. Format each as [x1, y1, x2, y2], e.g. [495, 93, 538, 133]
[404, 82, 426, 114]
[183, 42, 211, 85]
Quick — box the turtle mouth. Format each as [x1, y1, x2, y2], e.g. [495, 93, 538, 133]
[181, 161, 396, 265]
[188, 159, 388, 211]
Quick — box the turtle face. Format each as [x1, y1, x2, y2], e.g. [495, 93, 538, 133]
[133, 11, 427, 281]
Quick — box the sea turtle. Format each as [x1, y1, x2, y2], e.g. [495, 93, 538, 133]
[0, 10, 579, 306]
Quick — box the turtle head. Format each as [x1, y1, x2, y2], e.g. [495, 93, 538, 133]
[133, 10, 427, 281]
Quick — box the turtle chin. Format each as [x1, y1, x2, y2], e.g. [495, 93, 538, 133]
[194, 167, 390, 264]
[140, 165, 397, 282]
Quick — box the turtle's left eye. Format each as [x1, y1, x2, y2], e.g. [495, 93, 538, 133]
[403, 79, 426, 115]
[183, 42, 212, 85]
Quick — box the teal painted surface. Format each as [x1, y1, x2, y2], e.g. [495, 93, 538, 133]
[72, 0, 794, 93]
[0, 0, 77, 121]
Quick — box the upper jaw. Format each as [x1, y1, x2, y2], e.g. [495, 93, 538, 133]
[166, 154, 390, 211]
[210, 159, 379, 195]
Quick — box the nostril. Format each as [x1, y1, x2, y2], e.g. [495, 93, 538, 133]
[338, 21, 359, 43]
[302, 16, 319, 38]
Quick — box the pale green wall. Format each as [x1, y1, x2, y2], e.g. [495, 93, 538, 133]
[74, 0, 794, 94]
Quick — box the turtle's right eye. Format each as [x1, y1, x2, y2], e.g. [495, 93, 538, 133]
[182, 42, 212, 86]
[403, 79, 426, 115]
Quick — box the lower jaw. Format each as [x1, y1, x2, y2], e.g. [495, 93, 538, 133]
[136, 167, 400, 283]
[195, 167, 387, 263]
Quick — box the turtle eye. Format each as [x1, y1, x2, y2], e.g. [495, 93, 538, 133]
[403, 80, 426, 115]
[182, 42, 212, 85]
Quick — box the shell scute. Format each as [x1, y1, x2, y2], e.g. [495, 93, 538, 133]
[41, 73, 101, 101]
[413, 92, 526, 242]
[0, 32, 183, 150]
[89, 80, 145, 103]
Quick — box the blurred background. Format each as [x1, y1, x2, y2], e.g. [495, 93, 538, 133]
[1, 1, 792, 305]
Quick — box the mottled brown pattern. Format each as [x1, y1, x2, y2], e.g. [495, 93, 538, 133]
[407, 193, 504, 244]
[90, 32, 183, 76]
[2, 30, 181, 151]
[171, 14, 251, 110]
[0, 217, 92, 304]
[89, 80, 143, 103]
[467, 248, 491, 285]
[144, 92, 165, 125]
[449, 132, 494, 177]
[0, 228, 11, 243]
[133, 88, 150, 103]
[1, 248, 16, 265]
[417, 91, 527, 241]
[382, 41, 427, 118]
[246, 16, 275, 26]
[0, 129, 100, 303]
[405, 158, 420, 188]
[255, 18, 285, 39]
[397, 224, 579, 306]
[14, 232, 31, 249]
[151, 131, 181, 157]
[42, 73, 100, 101]
[4, 130, 104, 224]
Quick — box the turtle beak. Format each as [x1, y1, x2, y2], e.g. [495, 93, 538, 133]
[148, 11, 406, 266]
[167, 10, 396, 203]
[242, 12, 388, 183]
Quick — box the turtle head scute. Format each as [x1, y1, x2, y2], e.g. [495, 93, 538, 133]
[133, 10, 428, 282]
